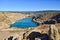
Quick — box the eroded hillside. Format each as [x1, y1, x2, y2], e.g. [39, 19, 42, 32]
[0, 11, 60, 40]
[0, 12, 28, 29]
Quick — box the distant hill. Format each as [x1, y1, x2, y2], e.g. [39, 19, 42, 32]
[0, 10, 60, 14]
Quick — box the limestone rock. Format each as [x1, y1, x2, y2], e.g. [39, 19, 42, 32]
[49, 25, 60, 40]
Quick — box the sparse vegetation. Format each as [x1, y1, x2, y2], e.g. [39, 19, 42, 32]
[0, 11, 60, 40]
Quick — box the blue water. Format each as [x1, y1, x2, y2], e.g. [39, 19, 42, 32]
[10, 17, 39, 28]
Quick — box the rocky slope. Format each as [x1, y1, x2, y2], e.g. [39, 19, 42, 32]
[0, 11, 60, 40]
[0, 12, 28, 29]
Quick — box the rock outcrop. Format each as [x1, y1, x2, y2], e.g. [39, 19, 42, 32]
[0, 12, 60, 40]
[48, 25, 60, 40]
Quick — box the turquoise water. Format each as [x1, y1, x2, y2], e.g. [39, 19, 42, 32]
[10, 17, 39, 28]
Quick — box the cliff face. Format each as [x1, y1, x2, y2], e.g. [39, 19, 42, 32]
[0, 12, 60, 28]
[0, 12, 60, 40]
[0, 12, 27, 29]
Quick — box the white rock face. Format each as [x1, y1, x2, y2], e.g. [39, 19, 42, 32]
[49, 25, 60, 40]
[35, 38, 41, 40]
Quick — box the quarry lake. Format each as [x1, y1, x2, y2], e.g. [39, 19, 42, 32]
[10, 17, 39, 28]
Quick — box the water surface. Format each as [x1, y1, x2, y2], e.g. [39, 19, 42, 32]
[10, 17, 39, 28]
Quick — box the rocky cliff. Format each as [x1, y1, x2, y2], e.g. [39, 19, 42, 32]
[0, 11, 60, 40]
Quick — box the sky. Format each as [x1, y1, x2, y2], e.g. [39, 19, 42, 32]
[0, 0, 60, 11]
